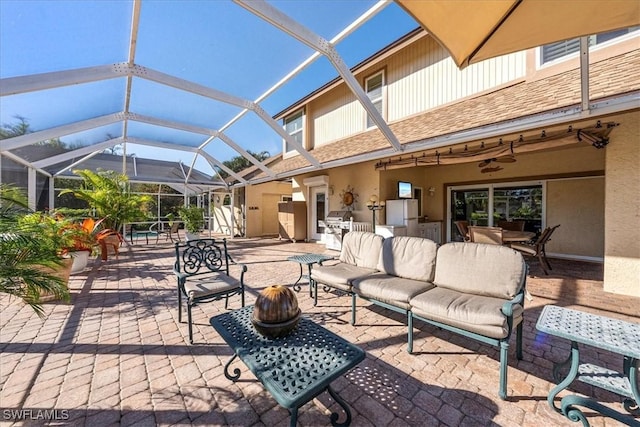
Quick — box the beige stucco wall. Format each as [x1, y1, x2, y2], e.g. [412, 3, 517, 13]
[604, 111, 640, 296]
[546, 178, 604, 258]
[244, 181, 293, 237]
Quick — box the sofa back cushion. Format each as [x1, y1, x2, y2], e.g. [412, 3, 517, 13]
[377, 236, 438, 282]
[434, 242, 526, 300]
[340, 231, 384, 269]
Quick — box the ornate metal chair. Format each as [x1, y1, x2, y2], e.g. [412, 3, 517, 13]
[174, 238, 247, 344]
[511, 225, 560, 275]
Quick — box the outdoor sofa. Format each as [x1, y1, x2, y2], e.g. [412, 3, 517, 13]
[310, 231, 528, 399]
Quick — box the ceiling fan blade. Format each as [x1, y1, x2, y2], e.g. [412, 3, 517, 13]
[496, 156, 516, 163]
[478, 159, 492, 168]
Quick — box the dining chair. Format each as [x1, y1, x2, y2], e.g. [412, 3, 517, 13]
[497, 220, 525, 231]
[510, 224, 560, 275]
[454, 220, 470, 242]
[468, 226, 504, 245]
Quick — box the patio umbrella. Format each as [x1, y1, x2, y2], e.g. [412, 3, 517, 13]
[396, 0, 640, 68]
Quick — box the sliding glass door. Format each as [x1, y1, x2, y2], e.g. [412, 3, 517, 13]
[448, 181, 544, 242]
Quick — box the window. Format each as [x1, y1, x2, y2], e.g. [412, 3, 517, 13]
[449, 182, 544, 241]
[365, 70, 385, 128]
[540, 26, 639, 65]
[283, 109, 304, 153]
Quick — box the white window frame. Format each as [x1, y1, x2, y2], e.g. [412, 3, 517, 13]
[282, 108, 305, 156]
[537, 27, 640, 68]
[364, 70, 385, 129]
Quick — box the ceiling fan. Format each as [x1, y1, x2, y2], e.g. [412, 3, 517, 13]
[478, 155, 516, 168]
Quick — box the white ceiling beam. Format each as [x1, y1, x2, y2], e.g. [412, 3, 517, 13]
[0, 113, 124, 151]
[1, 151, 52, 177]
[126, 137, 243, 184]
[32, 138, 122, 168]
[125, 137, 199, 153]
[54, 151, 102, 176]
[217, 133, 276, 178]
[250, 104, 320, 167]
[0, 64, 122, 96]
[215, 0, 390, 134]
[127, 63, 321, 167]
[127, 112, 217, 136]
[234, 0, 402, 152]
[196, 151, 247, 185]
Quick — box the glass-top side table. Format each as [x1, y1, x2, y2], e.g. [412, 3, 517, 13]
[536, 305, 639, 426]
[287, 253, 334, 296]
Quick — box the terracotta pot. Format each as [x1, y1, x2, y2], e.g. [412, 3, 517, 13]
[251, 285, 300, 338]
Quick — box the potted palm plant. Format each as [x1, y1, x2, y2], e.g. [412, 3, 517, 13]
[178, 205, 205, 241]
[0, 185, 70, 313]
[59, 169, 152, 258]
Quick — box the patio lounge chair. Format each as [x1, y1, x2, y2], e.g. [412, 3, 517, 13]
[511, 225, 560, 275]
[173, 238, 247, 344]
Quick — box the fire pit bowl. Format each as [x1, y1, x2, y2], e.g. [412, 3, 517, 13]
[251, 285, 301, 338]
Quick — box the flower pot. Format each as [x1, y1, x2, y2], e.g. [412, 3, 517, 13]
[251, 285, 300, 338]
[185, 231, 200, 241]
[69, 250, 90, 274]
[35, 258, 73, 302]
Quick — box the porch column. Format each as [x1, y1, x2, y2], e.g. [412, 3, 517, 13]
[603, 111, 640, 297]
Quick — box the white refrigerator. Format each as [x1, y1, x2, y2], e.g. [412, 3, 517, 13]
[385, 199, 419, 237]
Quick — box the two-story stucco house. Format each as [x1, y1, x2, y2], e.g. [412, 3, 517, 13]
[231, 26, 639, 297]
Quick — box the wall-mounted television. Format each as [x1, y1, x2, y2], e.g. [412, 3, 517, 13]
[398, 181, 412, 199]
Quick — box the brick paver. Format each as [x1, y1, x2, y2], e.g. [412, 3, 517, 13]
[1, 236, 638, 426]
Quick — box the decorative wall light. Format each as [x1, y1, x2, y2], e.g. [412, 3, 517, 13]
[366, 195, 385, 229]
[428, 187, 436, 197]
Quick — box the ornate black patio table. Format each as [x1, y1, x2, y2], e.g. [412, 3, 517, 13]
[536, 305, 640, 426]
[287, 253, 334, 295]
[210, 306, 365, 426]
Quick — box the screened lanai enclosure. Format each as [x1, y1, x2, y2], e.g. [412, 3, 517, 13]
[1, 0, 638, 232]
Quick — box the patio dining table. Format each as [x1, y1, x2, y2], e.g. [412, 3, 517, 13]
[502, 230, 536, 243]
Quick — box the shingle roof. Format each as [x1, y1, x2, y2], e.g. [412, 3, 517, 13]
[249, 49, 639, 180]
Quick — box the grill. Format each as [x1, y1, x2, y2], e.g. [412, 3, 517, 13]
[320, 211, 352, 251]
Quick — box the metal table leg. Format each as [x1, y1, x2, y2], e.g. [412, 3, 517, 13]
[292, 263, 304, 292]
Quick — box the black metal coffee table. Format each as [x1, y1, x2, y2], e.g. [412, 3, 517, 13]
[210, 306, 365, 426]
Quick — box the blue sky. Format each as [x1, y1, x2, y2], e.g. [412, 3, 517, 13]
[0, 1, 418, 175]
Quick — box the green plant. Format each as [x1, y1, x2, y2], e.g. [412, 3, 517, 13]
[59, 169, 152, 233]
[0, 185, 70, 314]
[178, 205, 205, 233]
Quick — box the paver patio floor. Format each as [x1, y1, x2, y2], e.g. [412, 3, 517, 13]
[1, 236, 638, 426]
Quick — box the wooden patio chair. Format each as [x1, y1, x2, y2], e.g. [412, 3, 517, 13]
[454, 220, 470, 241]
[510, 224, 560, 275]
[173, 238, 247, 344]
[468, 226, 504, 245]
[152, 221, 181, 242]
[497, 220, 525, 231]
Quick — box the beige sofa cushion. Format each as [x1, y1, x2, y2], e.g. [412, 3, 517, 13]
[377, 236, 438, 282]
[434, 242, 526, 300]
[410, 287, 524, 339]
[353, 273, 436, 309]
[311, 263, 378, 292]
[339, 231, 384, 269]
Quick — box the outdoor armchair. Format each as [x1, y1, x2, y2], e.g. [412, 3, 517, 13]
[511, 225, 560, 275]
[174, 238, 247, 344]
